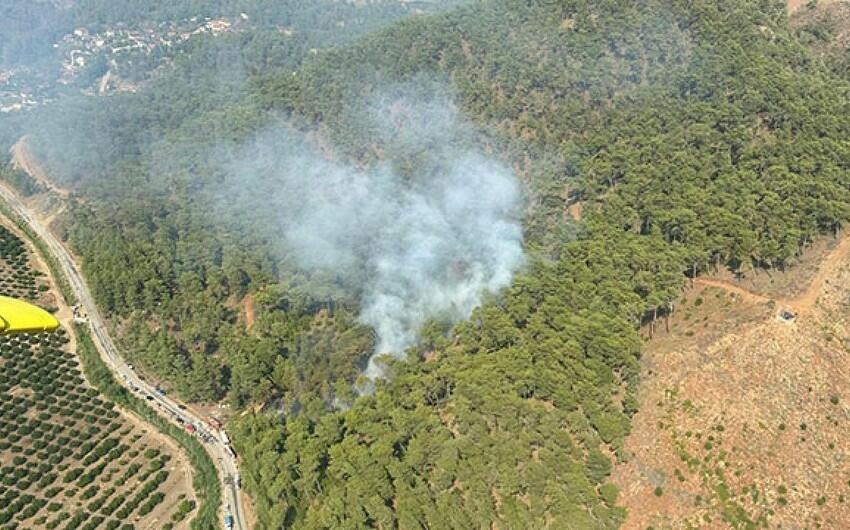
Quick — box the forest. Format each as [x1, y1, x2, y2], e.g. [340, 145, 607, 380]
[3, 0, 850, 527]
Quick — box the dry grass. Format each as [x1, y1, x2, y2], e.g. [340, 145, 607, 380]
[614, 233, 850, 528]
[787, 0, 843, 14]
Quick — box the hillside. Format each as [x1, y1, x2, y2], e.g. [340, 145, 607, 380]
[613, 231, 850, 528]
[2, 0, 850, 528]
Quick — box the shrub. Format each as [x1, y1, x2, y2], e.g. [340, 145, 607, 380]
[101, 498, 127, 516]
[44, 487, 62, 498]
[171, 499, 196, 522]
[137, 492, 165, 516]
[63, 468, 83, 483]
[80, 486, 99, 500]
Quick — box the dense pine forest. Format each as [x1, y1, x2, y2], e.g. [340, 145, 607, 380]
[3, 0, 850, 527]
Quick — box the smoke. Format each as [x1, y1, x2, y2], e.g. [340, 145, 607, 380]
[222, 91, 524, 379]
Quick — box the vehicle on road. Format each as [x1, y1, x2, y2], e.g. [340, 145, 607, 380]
[0, 182, 248, 529]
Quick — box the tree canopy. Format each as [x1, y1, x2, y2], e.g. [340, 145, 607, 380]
[3, 0, 850, 527]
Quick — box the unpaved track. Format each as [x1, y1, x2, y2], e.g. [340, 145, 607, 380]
[692, 277, 774, 306]
[791, 231, 850, 314]
[616, 231, 850, 527]
[243, 295, 256, 329]
[693, 231, 850, 316]
[0, 175, 248, 529]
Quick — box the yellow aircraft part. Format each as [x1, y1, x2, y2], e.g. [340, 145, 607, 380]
[0, 296, 59, 334]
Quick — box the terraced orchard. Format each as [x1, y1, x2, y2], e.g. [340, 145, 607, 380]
[0, 224, 195, 530]
[0, 225, 49, 302]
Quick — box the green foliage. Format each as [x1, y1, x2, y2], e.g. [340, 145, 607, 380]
[0, 204, 214, 527]
[0, 201, 75, 304]
[0, 320, 189, 526]
[0, 2, 72, 69]
[4, 0, 850, 527]
[228, 1, 850, 525]
[75, 328, 219, 530]
[0, 165, 42, 196]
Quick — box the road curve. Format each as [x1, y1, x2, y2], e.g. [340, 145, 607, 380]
[0, 182, 249, 530]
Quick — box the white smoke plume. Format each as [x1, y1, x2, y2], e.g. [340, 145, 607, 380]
[223, 92, 524, 379]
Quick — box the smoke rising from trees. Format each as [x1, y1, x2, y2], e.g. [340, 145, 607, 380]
[223, 94, 525, 378]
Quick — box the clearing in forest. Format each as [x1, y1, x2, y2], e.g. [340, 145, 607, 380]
[242, 295, 256, 330]
[787, 0, 842, 14]
[613, 232, 850, 528]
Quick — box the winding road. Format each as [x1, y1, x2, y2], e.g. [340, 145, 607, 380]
[0, 181, 249, 530]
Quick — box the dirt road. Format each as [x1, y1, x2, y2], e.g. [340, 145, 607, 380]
[615, 231, 850, 528]
[692, 277, 774, 306]
[692, 231, 850, 316]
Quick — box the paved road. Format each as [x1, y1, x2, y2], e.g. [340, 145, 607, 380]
[0, 183, 248, 530]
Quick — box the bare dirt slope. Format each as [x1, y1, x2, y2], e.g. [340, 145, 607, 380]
[789, 0, 850, 60]
[614, 233, 850, 529]
[9, 136, 69, 198]
[243, 295, 256, 330]
[788, 0, 842, 14]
